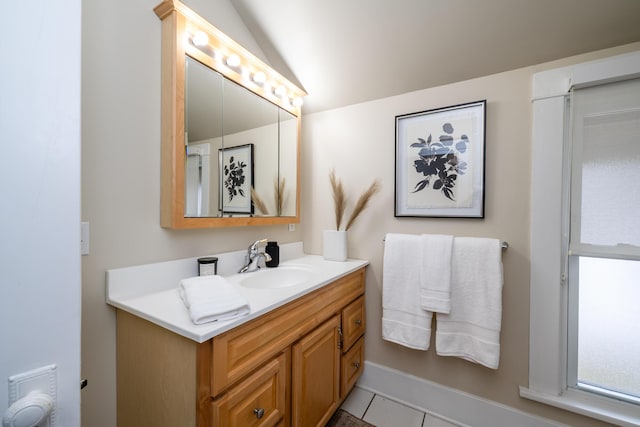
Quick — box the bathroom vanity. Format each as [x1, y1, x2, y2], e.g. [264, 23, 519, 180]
[107, 245, 367, 427]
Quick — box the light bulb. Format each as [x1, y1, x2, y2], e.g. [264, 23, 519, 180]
[292, 97, 304, 107]
[274, 85, 287, 97]
[252, 71, 266, 84]
[226, 54, 241, 67]
[192, 31, 208, 47]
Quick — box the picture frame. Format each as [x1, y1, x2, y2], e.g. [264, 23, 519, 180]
[218, 143, 254, 214]
[395, 100, 486, 218]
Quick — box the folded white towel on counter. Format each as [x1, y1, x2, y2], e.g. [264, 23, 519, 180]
[382, 233, 432, 350]
[420, 234, 453, 314]
[179, 276, 250, 325]
[435, 237, 504, 369]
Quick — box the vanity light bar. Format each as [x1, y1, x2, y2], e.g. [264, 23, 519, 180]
[189, 36, 305, 110]
[170, 0, 306, 115]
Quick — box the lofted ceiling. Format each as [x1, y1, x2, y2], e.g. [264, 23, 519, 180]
[230, 0, 640, 114]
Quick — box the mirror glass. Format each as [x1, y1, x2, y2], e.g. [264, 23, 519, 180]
[184, 56, 297, 218]
[279, 109, 297, 217]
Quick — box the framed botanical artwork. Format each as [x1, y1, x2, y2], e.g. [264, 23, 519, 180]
[218, 143, 254, 214]
[395, 100, 486, 218]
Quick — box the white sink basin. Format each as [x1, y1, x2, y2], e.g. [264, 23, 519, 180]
[238, 265, 313, 289]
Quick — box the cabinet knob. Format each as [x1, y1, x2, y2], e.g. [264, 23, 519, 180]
[253, 408, 265, 419]
[352, 361, 361, 369]
[354, 319, 362, 325]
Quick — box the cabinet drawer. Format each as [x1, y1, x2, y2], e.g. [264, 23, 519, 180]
[341, 295, 365, 352]
[341, 336, 364, 398]
[212, 351, 289, 427]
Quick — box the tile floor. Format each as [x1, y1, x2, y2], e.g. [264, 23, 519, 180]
[339, 386, 461, 427]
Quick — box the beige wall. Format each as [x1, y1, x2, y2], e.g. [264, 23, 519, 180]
[300, 43, 640, 427]
[81, 0, 640, 425]
[81, 1, 301, 426]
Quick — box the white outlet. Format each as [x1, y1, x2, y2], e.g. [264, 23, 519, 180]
[288, 224, 295, 232]
[7, 365, 57, 427]
[81, 222, 89, 256]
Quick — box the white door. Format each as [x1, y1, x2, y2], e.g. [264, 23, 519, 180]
[0, 1, 82, 426]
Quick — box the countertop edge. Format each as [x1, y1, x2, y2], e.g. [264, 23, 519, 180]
[108, 256, 369, 343]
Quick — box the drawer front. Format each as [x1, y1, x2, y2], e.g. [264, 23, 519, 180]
[212, 351, 289, 427]
[341, 295, 365, 352]
[212, 268, 365, 395]
[340, 336, 364, 398]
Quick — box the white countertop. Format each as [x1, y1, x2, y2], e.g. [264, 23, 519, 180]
[106, 243, 368, 343]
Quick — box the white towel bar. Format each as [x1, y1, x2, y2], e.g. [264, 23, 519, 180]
[382, 236, 509, 250]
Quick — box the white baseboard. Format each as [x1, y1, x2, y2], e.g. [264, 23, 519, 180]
[358, 361, 569, 427]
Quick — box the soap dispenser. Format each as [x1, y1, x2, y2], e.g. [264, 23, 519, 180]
[265, 241, 279, 267]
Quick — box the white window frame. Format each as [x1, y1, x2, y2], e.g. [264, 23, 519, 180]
[521, 50, 640, 427]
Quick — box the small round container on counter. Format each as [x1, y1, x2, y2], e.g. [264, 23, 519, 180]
[198, 257, 218, 276]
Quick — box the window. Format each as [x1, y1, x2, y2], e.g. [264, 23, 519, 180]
[522, 50, 640, 427]
[570, 257, 640, 402]
[567, 79, 640, 405]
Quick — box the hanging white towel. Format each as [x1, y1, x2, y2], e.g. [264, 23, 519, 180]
[382, 233, 432, 350]
[419, 234, 453, 314]
[179, 275, 250, 325]
[435, 237, 504, 369]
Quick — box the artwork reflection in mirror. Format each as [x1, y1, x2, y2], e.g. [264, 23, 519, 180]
[218, 143, 254, 214]
[184, 56, 295, 218]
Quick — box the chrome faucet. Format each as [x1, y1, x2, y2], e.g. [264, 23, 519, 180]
[238, 239, 272, 273]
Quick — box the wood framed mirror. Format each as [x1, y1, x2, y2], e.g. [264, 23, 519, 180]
[155, 0, 305, 228]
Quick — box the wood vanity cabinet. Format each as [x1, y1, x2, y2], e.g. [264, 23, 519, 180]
[116, 267, 366, 427]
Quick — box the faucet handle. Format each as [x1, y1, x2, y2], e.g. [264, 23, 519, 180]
[249, 238, 268, 251]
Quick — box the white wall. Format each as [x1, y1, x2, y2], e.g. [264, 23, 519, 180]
[0, 1, 82, 426]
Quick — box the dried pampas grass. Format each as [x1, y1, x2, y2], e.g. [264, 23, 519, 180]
[329, 169, 347, 230]
[275, 177, 286, 216]
[345, 180, 381, 231]
[251, 187, 269, 216]
[329, 168, 381, 231]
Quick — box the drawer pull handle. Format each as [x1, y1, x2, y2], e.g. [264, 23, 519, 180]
[355, 319, 362, 325]
[254, 408, 265, 419]
[352, 361, 361, 369]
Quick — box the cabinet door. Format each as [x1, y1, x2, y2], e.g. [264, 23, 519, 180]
[212, 351, 289, 427]
[291, 315, 341, 427]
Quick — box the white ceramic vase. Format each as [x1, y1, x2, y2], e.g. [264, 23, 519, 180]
[323, 230, 348, 261]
